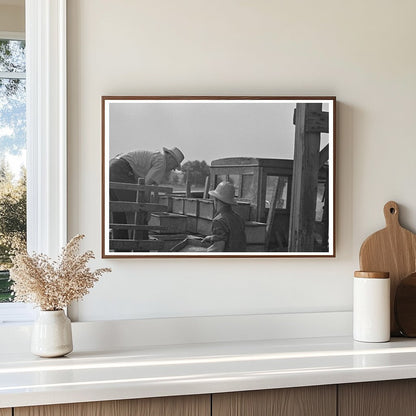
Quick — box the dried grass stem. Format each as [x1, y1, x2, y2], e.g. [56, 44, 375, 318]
[10, 234, 111, 310]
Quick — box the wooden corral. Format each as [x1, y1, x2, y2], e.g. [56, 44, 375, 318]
[109, 181, 173, 252]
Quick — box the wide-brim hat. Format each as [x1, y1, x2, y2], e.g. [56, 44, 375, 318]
[208, 181, 237, 205]
[163, 147, 184, 169]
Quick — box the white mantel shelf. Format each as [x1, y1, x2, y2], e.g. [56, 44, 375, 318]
[2, 336, 416, 408]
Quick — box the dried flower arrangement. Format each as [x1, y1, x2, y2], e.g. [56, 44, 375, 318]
[10, 234, 111, 311]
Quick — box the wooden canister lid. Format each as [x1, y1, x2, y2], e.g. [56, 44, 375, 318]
[354, 271, 390, 279]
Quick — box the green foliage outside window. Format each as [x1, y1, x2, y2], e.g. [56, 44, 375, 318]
[0, 163, 26, 302]
[0, 163, 26, 267]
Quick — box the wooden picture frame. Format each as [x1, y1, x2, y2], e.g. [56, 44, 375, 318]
[102, 96, 336, 258]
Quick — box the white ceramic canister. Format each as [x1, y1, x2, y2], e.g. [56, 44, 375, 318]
[353, 271, 390, 342]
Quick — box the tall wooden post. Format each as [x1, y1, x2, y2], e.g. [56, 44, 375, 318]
[203, 175, 210, 199]
[134, 178, 148, 243]
[288, 103, 328, 252]
[185, 171, 191, 197]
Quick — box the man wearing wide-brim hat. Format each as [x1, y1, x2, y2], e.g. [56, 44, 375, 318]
[110, 147, 184, 186]
[202, 181, 247, 252]
[109, 147, 184, 240]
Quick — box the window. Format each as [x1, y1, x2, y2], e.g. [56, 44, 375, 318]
[0, 36, 27, 305]
[215, 174, 227, 187]
[241, 174, 254, 201]
[0, 0, 67, 324]
[266, 176, 289, 209]
[228, 174, 241, 197]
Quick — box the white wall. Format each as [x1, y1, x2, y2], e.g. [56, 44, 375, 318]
[67, 0, 416, 322]
[0, 3, 24, 33]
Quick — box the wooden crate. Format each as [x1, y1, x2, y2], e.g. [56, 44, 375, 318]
[187, 216, 198, 233]
[184, 198, 199, 217]
[149, 213, 188, 234]
[171, 197, 185, 214]
[197, 218, 212, 235]
[158, 195, 172, 212]
[234, 201, 251, 221]
[199, 199, 215, 220]
[245, 221, 266, 244]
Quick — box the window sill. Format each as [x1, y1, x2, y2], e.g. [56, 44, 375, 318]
[0, 303, 35, 325]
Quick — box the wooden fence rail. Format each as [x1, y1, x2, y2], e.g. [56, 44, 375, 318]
[109, 181, 173, 252]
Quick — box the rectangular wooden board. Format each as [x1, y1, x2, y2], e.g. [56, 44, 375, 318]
[158, 195, 172, 212]
[197, 218, 212, 235]
[183, 198, 199, 217]
[171, 197, 185, 214]
[199, 199, 215, 220]
[149, 213, 188, 234]
[109, 239, 164, 251]
[187, 216, 198, 233]
[110, 201, 167, 213]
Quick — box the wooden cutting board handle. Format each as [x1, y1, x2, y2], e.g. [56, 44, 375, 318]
[384, 201, 400, 228]
[359, 201, 416, 336]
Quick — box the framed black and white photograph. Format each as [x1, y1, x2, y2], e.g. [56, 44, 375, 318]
[102, 96, 336, 258]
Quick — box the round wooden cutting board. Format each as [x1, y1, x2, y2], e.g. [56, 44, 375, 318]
[359, 201, 416, 336]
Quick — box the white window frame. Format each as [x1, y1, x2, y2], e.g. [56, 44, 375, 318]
[26, 0, 67, 257]
[0, 0, 67, 324]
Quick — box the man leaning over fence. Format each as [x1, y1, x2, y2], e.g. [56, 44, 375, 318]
[109, 147, 184, 240]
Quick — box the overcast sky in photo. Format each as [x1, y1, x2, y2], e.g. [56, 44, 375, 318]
[108, 100, 330, 164]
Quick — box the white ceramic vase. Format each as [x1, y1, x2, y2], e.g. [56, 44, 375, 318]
[31, 310, 73, 357]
